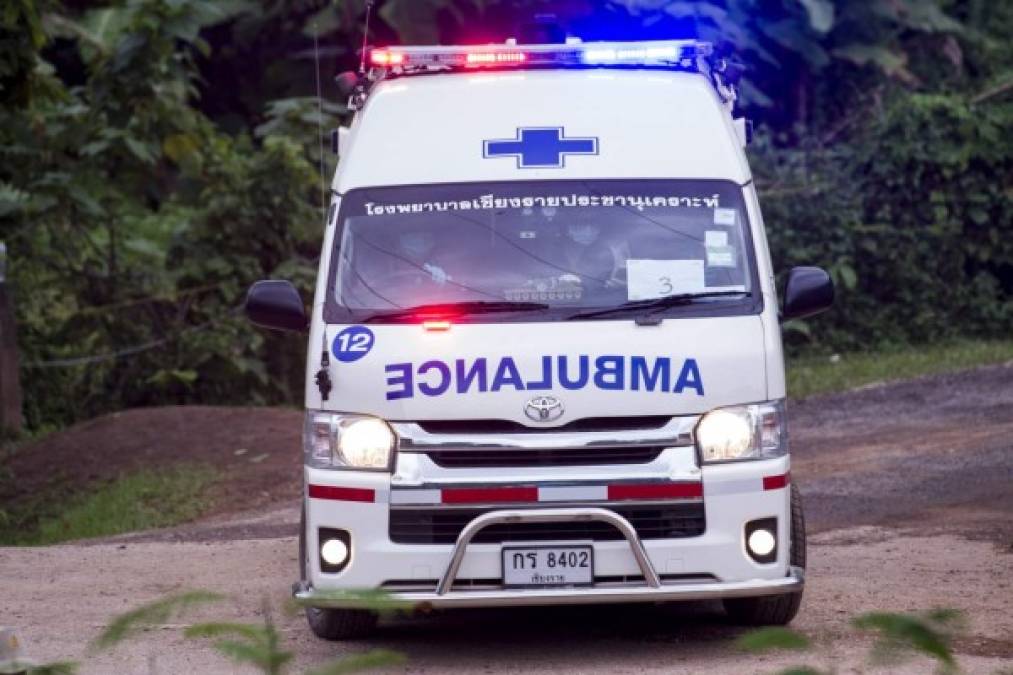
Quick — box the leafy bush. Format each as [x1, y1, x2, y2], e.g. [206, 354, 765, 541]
[2, 1, 327, 430]
[756, 91, 1013, 352]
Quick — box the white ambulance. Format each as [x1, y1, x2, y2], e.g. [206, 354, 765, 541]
[246, 38, 834, 639]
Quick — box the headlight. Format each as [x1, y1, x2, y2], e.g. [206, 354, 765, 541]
[694, 401, 786, 463]
[304, 411, 396, 470]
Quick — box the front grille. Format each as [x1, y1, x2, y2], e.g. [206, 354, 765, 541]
[415, 416, 672, 434]
[389, 503, 706, 545]
[426, 446, 664, 468]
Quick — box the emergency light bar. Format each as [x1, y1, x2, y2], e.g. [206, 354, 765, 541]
[368, 39, 712, 74]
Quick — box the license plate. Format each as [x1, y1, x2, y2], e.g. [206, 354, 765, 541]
[502, 545, 593, 587]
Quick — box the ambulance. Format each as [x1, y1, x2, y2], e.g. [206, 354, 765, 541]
[245, 37, 834, 639]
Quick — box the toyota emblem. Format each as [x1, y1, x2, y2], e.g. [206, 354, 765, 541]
[524, 395, 564, 423]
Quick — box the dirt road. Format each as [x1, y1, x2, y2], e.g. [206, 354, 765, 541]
[3, 364, 1012, 674]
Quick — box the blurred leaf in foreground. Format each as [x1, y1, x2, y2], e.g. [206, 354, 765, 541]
[776, 668, 827, 675]
[26, 662, 79, 675]
[186, 615, 291, 675]
[852, 609, 964, 673]
[305, 648, 406, 675]
[736, 626, 812, 652]
[91, 590, 224, 650]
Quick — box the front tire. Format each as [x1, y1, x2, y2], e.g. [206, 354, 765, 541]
[299, 504, 378, 640]
[723, 482, 806, 625]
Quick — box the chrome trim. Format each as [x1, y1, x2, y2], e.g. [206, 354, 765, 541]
[293, 566, 805, 609]
[392, 447, 699, 488]
[389, 498, 703, 511]
[392, 416, 698, 452]
[435, 507, 661, 594]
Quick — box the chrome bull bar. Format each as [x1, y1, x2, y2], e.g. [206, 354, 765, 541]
[437, 507, 660, 593]
[293, 506, 805, 609]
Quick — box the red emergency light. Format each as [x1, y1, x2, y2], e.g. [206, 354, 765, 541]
[465, 51, 527, 65]
[366, 40, 710, 75]
[409, 306, 460, 331]
[370, 50, 404, 66]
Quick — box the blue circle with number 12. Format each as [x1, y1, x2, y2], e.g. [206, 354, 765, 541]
[332, 326, 375, 363]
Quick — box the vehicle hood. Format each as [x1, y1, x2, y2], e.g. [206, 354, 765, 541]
[311, 316, 768, 426]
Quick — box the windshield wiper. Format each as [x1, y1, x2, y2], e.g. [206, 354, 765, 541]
[565, 291, 748, 323]
[363, 301, 550, 323]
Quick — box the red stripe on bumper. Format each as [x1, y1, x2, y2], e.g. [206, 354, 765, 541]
[308, 484, 375, 502]
[762, 472, 791, 491]
[441, 486, 539, 504]
[607, 482, 703, 501]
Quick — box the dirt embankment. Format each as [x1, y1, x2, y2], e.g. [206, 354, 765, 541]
[2, 406, 303, 529]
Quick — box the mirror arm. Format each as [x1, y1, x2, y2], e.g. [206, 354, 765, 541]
[315, 333, 333, 401]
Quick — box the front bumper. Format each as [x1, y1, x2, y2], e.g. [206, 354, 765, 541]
[294, 569, 804, 609]
[294, 506, 803, 610]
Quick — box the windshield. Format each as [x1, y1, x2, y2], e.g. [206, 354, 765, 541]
[326, 180, 759, 323]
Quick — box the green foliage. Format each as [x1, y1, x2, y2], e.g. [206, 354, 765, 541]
[301, 588, 413, 614]
[186, 614, 405, 675]
[92, 590, 225, 650]
[735, 626, 812, 651]
[741, 608, 968, 668]
[735, 628, 827, 675]
[852, 609, 964, 672]
[756, 89, 1013, 352]
[305, 650, 406, 675]
[2, 464, 218, 545]
[786, 338, 1013, 399]
[186, 612, 293, 675]
[2, 0, 331, 431]
[96, 591, 403, 674]
[26, 663, 80, 675]
[738, 608, 967, 674]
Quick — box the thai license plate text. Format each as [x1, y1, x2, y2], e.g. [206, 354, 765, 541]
[502, 545, 593, 587]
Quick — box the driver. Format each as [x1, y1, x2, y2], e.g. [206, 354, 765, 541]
[552, 222, 626, 289]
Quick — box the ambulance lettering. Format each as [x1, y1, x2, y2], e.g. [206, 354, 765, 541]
[383, 356, 703, 400]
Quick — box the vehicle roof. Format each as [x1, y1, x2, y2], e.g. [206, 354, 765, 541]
[333, 69, 751, 193]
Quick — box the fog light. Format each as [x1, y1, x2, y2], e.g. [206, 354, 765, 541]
[320, 538, 349, 566]
[744, 517, 778, 564]
[748, 529, 776, 557]
[318, 527, 352, 573]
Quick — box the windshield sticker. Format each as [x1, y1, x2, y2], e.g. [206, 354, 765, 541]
[332, 325, 375, 362]
[384, 355, 704, 400]
[713, 208, 737, 226]
[707, 248, 737, 268]
[627, 259, 705, 301]
[362, 193, 721, 216]
[705, 230, 728, 247]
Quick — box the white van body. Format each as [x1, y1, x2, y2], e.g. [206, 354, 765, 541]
[275, 40, 817, 637]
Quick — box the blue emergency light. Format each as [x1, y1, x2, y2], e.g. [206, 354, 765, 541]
[368, 39, 712, 74]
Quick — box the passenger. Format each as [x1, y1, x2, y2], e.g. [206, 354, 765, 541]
[346, 226, 455, 306]
[395, 229, 452, 286]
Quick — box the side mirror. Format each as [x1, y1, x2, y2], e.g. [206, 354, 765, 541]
[782, 266, 834, 321]
[245, 280, 308, 332]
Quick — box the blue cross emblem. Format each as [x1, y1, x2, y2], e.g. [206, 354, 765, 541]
[483, 127, 599, 169]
